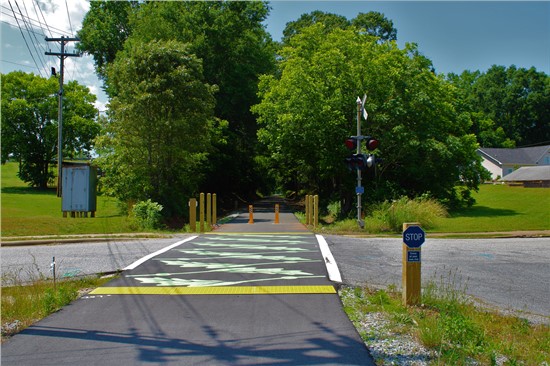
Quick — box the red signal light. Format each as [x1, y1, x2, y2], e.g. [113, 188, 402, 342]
[345, 138, 357, 150]
[366, 137, 379, 151]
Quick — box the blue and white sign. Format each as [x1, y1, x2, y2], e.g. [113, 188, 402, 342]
[403, 225, 425, 248]
[355, 186, 364, 194]
[407, 250, 421, 262]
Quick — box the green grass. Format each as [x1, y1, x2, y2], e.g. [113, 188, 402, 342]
[307, 184, 550, 234]
[1, 274, 114, 341]
[340, 282, 550, 365]
[1, 162, 135, 236]
[434, 184, 550, 233]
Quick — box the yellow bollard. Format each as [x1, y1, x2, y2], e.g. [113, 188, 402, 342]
[212, 193, 217, 226]
[199, 193, 205, 232]
[248, 205, 254, 224]
[207, 193, 212, 227]
[307, 195, 313, 225]
[314, 195, 319, 228]
[189, 198, 197, 232]
[274, 204, 280, 224]
[304, 195, 309, 225]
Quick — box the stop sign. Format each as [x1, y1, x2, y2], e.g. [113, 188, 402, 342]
[403, 225, 425, 248]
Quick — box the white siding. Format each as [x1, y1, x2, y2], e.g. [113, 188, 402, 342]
[481, 159, 503, 180]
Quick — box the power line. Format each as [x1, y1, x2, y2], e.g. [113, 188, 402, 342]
[1, 5, 72, 38]
[64, 0, 73, 35]
[7, 0, 44, 77]
[33, 0, 52, 37]
[1, 58, 36, 70]
[18, 0, 49, 76]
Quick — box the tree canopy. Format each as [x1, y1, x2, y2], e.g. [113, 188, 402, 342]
[1, 71, 98, 188]
[78, 1, 276, 200]
[281, 10, 397, 45]
[94, 39, 221, 217]
[448, 66, 550, 148]
[75, 4, 547, 218]
[253, 25, 488, 209]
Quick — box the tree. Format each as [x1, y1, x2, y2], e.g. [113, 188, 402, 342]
[1, 71, 99, 188]
[78, 1, 276, 199]
[281, 10, 397, 45]
[351, 12, 397, 42]
[95, 40, 218, 217]
[282, 10, 349, 44]
[448, 66, 550, 147]
[77, 0, 139, 81]
[253, 25, 488, 210]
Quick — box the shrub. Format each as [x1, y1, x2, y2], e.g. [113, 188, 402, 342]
[132, 199, 164, 230]
[370, 196, 448, 232]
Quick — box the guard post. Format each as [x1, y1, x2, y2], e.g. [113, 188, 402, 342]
[313, 195, 319, 228]
[402, 223, 425, 306]
[307, 195, 313, 225]
[248, 205, 254, 224]
[212, 193, 217, 226]
[206, 193, 212, 227]
[199, 193, 205, 232]
[189, 198, 197, 232]
[274, 204, 280, 224]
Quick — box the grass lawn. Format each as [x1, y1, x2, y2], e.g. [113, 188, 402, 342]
[434, 184, 550, 233]
[1, 162, 135, 237]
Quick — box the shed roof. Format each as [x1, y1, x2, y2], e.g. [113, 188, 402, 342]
[499, 166, 550, 181]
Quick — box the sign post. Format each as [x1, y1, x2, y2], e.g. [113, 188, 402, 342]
[402, 223, 425, 306]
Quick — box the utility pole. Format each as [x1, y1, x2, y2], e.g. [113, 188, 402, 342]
[45, 36, 80, 197]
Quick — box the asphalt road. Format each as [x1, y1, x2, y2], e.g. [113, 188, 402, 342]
[1, 237, 192, 284]
[325, 235, 550, 319]
[1, 205, 374, 365]
[2, 234, 548, 319]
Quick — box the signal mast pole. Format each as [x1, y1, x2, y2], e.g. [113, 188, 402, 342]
[45, 36, 80, 197]
[356, 97, 364, 228]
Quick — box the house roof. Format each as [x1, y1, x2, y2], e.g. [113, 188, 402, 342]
[478, 145, 550, 166]
[499, 166, 550, 181]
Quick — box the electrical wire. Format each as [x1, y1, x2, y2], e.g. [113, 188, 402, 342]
[64, 0, 73, 36]
[1, 58, 36, 70]
[7, 0, 44, 77]
[3, 1, 85, 85]
[18, 0, 49, 76]
[1, 5, 71, 38]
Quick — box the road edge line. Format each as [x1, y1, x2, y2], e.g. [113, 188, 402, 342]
[124, 236, 198, 270]
[315, 234, 342, 283]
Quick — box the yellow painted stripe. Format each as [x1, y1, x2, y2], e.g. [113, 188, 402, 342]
[90, 285, 335, 296]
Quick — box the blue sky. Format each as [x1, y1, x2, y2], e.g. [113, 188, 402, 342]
[266, 1, 550, 75]
[2, 1, 549, 110]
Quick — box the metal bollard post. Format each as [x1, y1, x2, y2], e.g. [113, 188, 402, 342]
[212, 193, 217, 225]
[274, 204, 280, 224]
[199, 193, 205, 232]
[189, 198, 197, 232]
[314, 195, 319, 228]
[248, 205, 254, 224]
[207, 193, 212, 227]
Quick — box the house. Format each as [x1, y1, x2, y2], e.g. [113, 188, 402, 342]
[477, 145, 550, 180]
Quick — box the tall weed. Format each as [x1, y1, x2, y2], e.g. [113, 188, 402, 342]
[370, 196, 448, 232]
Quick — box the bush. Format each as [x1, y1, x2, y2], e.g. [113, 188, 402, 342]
[132, 199, 164, 230]
[370, 196, 448, 232]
